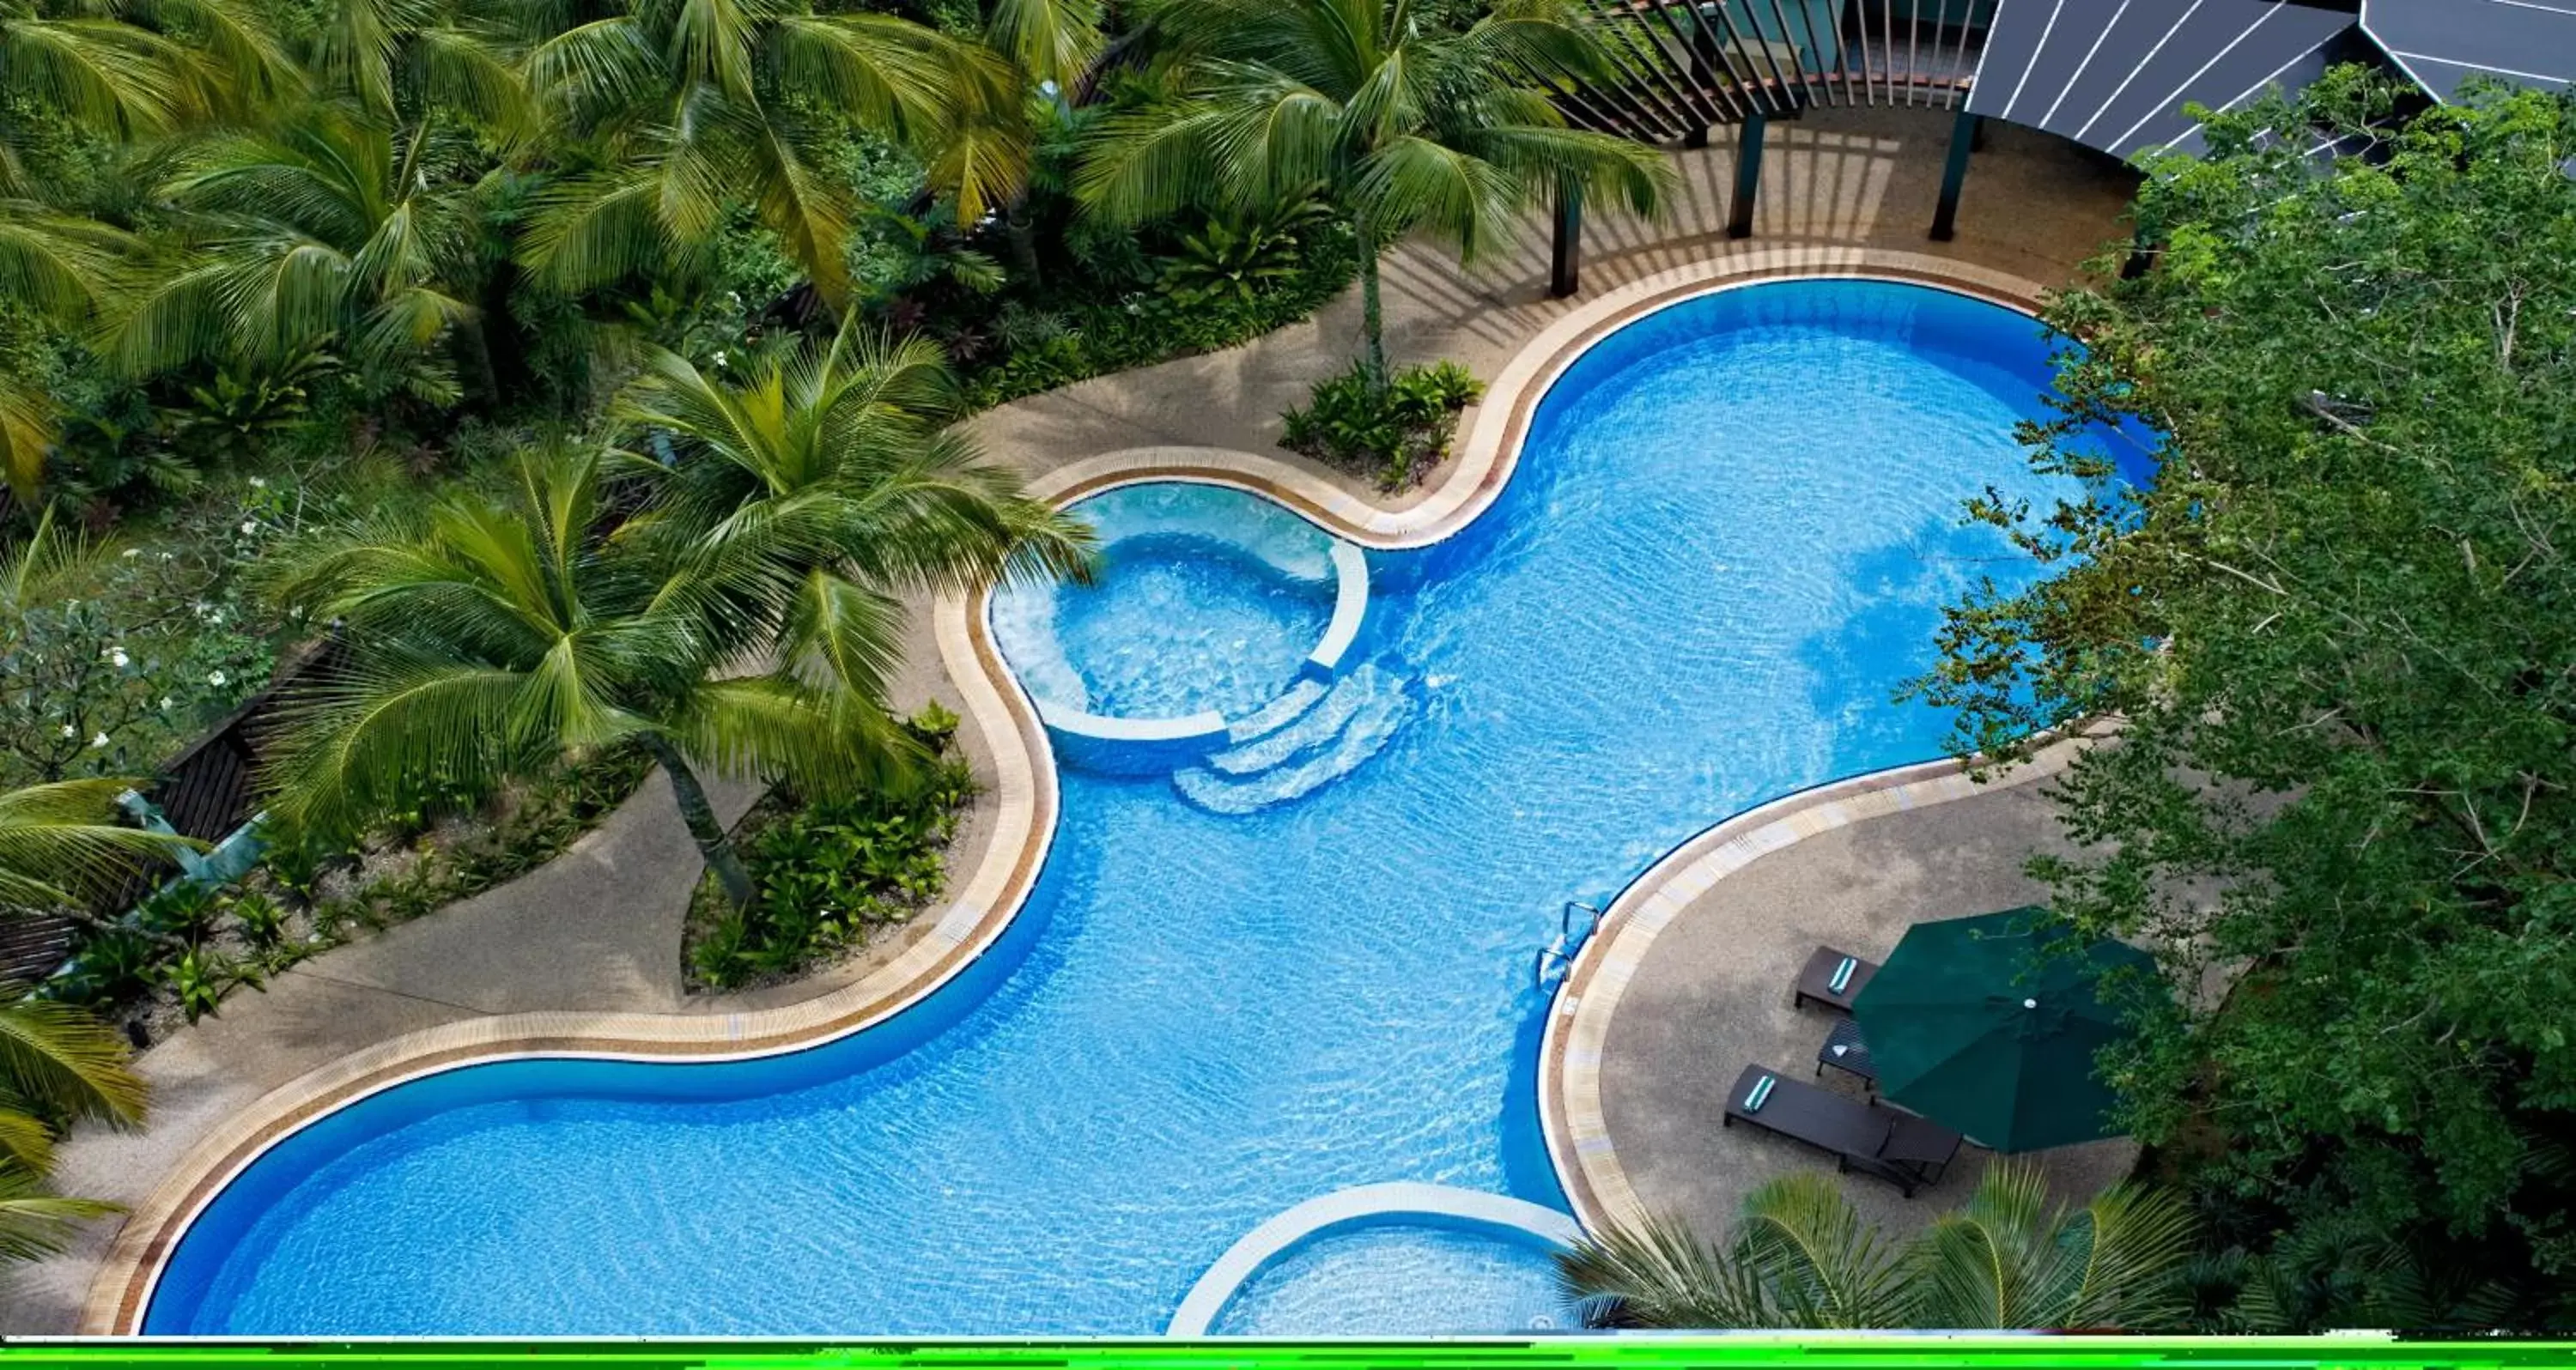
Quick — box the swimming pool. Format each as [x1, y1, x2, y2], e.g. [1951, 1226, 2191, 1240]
[142, 279, 2138, 1335]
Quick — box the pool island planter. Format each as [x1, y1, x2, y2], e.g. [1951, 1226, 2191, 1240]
[82, 246, 2064, 1336]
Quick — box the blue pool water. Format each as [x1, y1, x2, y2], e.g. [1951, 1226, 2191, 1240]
[991, 484, 1346, 722]
[145, 281, 2141, 1335]
[1212, 1224, 1577, 1335]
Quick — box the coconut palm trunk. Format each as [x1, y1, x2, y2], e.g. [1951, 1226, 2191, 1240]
[1354, 208, 1389, 391]
[638, 735, 757, 909]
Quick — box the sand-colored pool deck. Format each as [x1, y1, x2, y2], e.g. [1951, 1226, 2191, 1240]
[4, 109, 2138, 1334]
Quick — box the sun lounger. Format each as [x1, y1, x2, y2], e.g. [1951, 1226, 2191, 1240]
[1793, 946, 1879, 1013]
[1721, 1064, 1960, 1197]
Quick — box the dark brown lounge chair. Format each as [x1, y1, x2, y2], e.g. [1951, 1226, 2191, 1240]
[1721, 1064, 1961, 1197]
[1794, 946, 1880, 1013]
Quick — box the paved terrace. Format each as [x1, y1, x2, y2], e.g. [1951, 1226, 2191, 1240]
[3, 108, 2133, 1332]
[1565, 754, 2138, 1244]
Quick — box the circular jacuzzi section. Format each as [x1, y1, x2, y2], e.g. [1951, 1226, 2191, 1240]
[1168, 1183, 1583, 1337]
[992, 483, 1369, 772]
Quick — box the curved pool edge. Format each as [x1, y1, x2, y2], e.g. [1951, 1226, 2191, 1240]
[1534, 728, 2106, 1236]
[1165, 1183, 1582, 1336]
[83, 244, 2060, 1334]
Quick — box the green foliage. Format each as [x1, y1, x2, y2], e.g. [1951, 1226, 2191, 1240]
[688, 713, 977, 991]
[1077, 0, 1672, 379]
[1157, 196, 1330, 308]
[51, 743, 653, 1016]
[0, 502, 275, 790]
[167, 360, 322, 467]
[1558, 1164, 2197, 1331]
[1280, 360, 1483, 488]
[161, 945, 258, 1024]
[1907, 70, 2576, 1325]
[959, 221, 1359, 406]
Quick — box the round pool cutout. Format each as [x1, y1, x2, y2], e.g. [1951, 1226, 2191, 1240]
[992, 483, 1369, 762]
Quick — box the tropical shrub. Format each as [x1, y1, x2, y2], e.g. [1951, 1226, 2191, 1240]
[685, 709, 978, 991]
[0, 505, 269, 789]
[1157, 196, 1332, 308]
[1280, 360, 1483, 488]
[959, 222, 1360, 406]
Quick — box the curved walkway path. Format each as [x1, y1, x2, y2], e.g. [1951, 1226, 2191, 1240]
[6, 108, 2134, 1335]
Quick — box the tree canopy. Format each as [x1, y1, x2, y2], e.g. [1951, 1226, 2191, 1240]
[1914, 69, 2576, 1323]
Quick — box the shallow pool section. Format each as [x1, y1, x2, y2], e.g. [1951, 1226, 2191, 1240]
[1212, 1223, 1576, 1336]
[146, 280, 2136, 1335]
[993, 484, 1365, 730]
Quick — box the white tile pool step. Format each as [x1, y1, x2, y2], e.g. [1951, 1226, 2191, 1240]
[1224, 677, 1328, 746]
[1206, 666, 1382, 775]
[1173, 668, 1414, 815]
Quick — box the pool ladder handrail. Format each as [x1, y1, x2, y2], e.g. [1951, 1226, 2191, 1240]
[1534, 900, 1608, 991]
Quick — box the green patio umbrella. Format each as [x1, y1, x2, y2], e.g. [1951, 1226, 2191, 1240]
[1850, 907, 2160, 1153]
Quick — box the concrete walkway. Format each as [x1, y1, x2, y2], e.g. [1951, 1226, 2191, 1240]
[1, 105, 2136, 1331]
[1594, 779, 2138, 1242]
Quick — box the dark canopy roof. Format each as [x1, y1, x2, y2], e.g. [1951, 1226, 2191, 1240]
[1965, 0, 2360, 157]
[2362, 0, 2576, 100]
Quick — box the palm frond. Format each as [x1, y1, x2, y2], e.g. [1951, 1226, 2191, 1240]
[1732, 1172, 1911, 1328]
[985, 0, 1102, 91]
[0, 371, 51, 498]
[1072, 96, 1229, 224]
[1352, 132, 1526, 262]
[2059, 1180, 2201, 1330]
[0, 1163, 118, 1261]
[0, 996, 148, 1129]
[0, 202, 138, 322]
[1553, 1209, 1770, 1330]
[0, 1108, 58, 1176]
[524, 15, 658, 122]
[666, 674, 923, 797]
[0, 778, 199, 913]
[766, 11, 973, 135]
[2, 15, 186, 136]
[519, 165, 690, 295]
[778, 568, 905, 697]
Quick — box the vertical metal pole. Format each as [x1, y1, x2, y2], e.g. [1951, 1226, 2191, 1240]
[1728, 112, 1767, 239]
[1929, 108, 1975, 241]
[1551, 179, 1584, 298]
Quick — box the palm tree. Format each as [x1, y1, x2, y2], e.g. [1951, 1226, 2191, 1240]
[0, 0, 293, 191]
[1557, 1164, 2198, 1331]
[110, 103, 484, 405]
[260, 441, 925, 909]
[0, 778, 170, 1184]
[1554, 1176, 1911, 1329]
[611, 325, 1092, 697]
[0, 207, 137, 492]
[301, 0, 526, 136]
[0, 0, 294, 491]
[514, 0, 1023, 310]
[1076, 0, 1672, 389]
